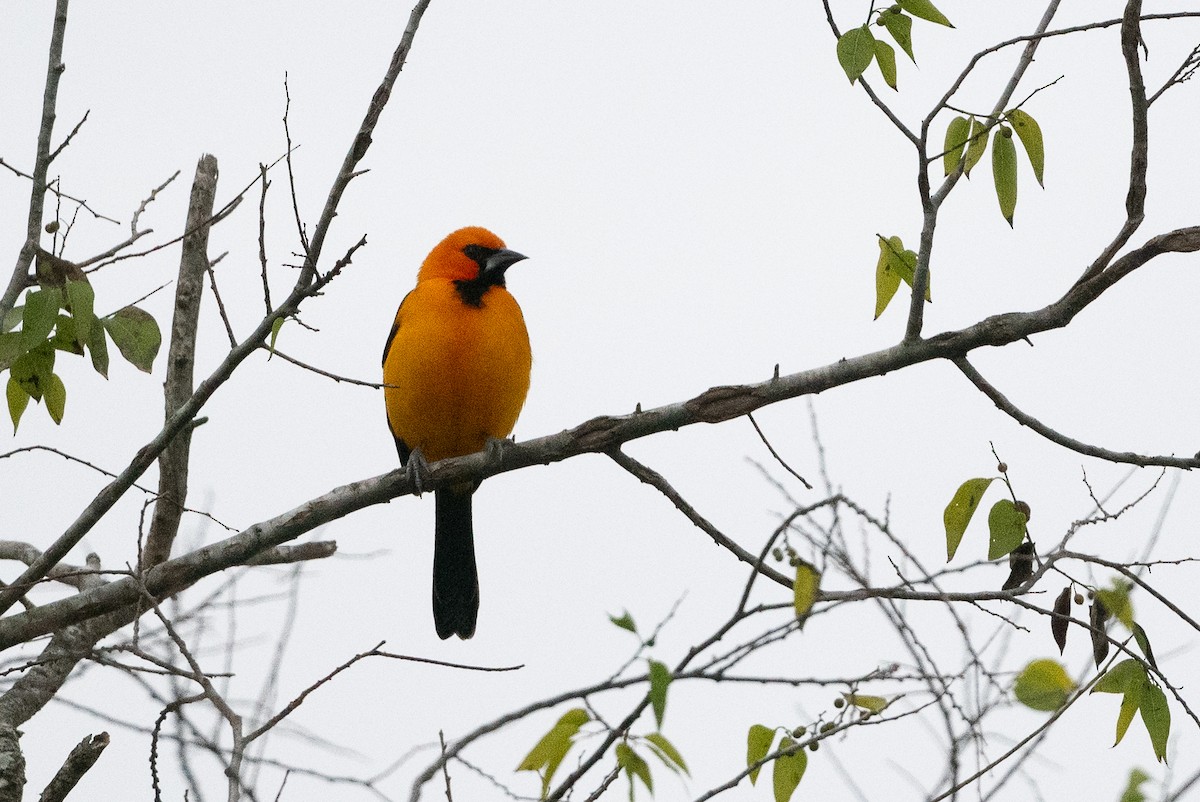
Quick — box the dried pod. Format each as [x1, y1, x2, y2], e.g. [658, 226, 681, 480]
[1002, 542, 1036, 590]
[1051, 586, 1071, 654]
[1090, 598, 1111, 667]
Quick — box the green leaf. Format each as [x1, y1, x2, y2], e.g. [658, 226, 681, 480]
[103, 306, 161, 373]
[648, 660, 671, 730]
[1119, 768, 1151, 802]
[746, 724, 776, 785]
[609, 610, 638, 634]
[1139, 682, 1170, 763]
[772, 737, 808, 802]
[1132, 623, 1157, 669]
[269, 315, 285, 359]
[987, 498, 1026, 560]
[516, 708, 590, 798]
[964, 117, 989, 177]
[844, 693, 888, 714]
[1014, 658, 1075, 711]
[21, 287, 62, 353]
[87, 322, 109, 379]
[1093, 659, 1145, 695]
[1096, 581, 1135, 629]
[992, 126, 1018, 226]
[52, 313, 87, 355]
[881, 8, 915, 62]
[0, 332, 21, 372]
[43, 372, 65, 425]
[65, 279, 96, 343]
[645, 733, 689, 776]
[943, 116, 970, 176]
[873, 39, 897, 90]
[616, 742, 653, 799]
[10, 343, 55, 401]
[1, 306, 21, 334]
[874, 236, 903, 319]
[1007, 109, 1044, 187]
[944, 477, 995, 561]
[1115, 678, 1142, 745]
[836, 26, 877, 85]
[897, 0, 953, 27]
[793, 562, 819, 621]
[891, 243, 928, 301]
[6, 377, 29, 434]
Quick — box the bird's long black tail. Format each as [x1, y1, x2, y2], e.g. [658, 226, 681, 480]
[433, 488, 479, 639]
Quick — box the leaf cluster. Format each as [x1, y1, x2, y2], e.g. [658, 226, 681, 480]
[2, 279, 161, 431]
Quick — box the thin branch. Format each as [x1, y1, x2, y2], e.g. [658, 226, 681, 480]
[907, 0, 1063, 342]
[1073, 0, 1151, 285]
[1149, 42, 1200, 104]
[608, 449, 791, 586]
[1, 0, 73, 321]
[954, 357, 1195, 468]
[258, 163, 272, 314]
[0, 157, 119, 227]
[264, 347, 384, 388]
[747, 412, 813, 489]
[245, 643, 521, 744]
[45, 109, 89, 165]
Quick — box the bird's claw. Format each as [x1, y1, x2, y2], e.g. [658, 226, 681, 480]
[404, 448, 433, 496]
[484, 436, 508, 470]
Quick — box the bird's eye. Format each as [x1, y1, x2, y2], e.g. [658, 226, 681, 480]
[462, 244, 490, 263]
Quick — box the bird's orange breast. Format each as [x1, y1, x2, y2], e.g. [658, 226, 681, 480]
[383, 278, 531, 463]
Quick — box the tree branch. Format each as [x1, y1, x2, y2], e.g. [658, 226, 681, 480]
[1, 0, 72, 323]
[1074, 0, 1150, 285]
[37, 733, 109, 802]
[143, 154, 218, 569]
[954, 356, 1196, 468]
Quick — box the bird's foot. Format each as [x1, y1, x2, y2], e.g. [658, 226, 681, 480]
[404, 448, 433, 496]
[484, 436, 509, 471]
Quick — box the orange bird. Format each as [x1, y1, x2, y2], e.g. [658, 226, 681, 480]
[382, 227, 532, 639]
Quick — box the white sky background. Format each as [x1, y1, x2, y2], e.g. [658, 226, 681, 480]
[2, 2, 1198, 800]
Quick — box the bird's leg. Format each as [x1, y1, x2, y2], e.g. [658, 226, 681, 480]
[403, 447, 433, 496]
[483, 436, 509, 472]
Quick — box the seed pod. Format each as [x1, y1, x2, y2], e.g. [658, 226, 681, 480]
[1002, 542, 1036, 590]
[1090, 598, 1110, 667]
[1051, 586, 1071, 654]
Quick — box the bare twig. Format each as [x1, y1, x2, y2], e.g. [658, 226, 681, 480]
[1, 0, 73, 321]
[747, 412, 813, 489]
[954, 357, 1196, 468]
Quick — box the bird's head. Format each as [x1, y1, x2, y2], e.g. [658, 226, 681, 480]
[418, 226, 527, 287]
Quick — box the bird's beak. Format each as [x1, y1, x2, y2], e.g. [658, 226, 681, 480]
[483, 248, 528, 280]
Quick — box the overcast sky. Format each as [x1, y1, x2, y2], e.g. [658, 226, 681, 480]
[2, 2, 1198, 800]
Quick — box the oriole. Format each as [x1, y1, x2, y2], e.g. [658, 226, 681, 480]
[382, 227, 532, 639]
